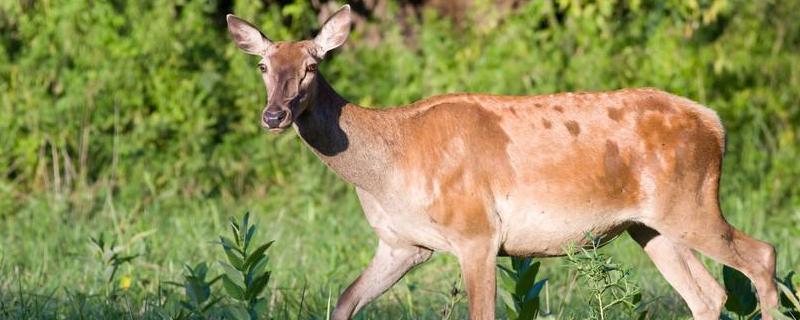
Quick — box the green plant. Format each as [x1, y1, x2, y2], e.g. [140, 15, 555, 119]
[775, 271, 800, 319]
[167, 262, 223, 319]
[723, 265, 758, 319]
[723, 266, 800, 320]
[498, 257, 548, 320]
[217, 212, 274, 320]
[565, 234, 647, 320]
[89, 233, 139, 292]
[439, 276, 465, 320]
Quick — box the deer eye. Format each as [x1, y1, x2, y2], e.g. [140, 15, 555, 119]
[306, 64, 317, 72]
[258, 64, 267, 73]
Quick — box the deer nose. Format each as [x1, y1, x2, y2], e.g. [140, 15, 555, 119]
[263, 110, 287, 128]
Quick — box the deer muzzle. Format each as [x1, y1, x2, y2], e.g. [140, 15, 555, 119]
[261, 108, 291, 132]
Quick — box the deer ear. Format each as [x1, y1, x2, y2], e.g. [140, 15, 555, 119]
[226, 14, 272, 55]
[314, 5, 351, 57]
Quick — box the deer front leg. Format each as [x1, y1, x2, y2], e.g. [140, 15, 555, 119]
[332, 240, 432, 320]
[456, 241, 498, 320]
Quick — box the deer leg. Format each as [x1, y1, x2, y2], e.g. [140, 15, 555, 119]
[455, 241, 498, 320]
[629, 225, 727, 319]
[650, 204, 778, 320]
[331, 240, 432, 320]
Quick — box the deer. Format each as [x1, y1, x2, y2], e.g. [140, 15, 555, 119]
[226, 5, 778, 320]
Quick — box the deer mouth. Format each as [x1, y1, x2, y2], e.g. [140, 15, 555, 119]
[267, 126, 289, 134]
[263, 120, 292, 134]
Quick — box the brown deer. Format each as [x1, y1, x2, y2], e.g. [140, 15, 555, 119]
[226, 5, 778, 320]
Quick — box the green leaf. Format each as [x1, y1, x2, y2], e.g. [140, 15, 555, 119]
[777, 279, 800, 311]
[778, 271, 799, 310]
[244, 241, 274, 270]
[220, 236, 244, 268]
[229, 218, 241, 247]
[248, 256, 270, 286]
[499, 289, 518, 319]
[224, 248, 245, 270]
[245, 255, 268, 285]
[245, 225, 256, 251]
[497, 263, 515, 277]
[498, 266, 516, 292]
[185, 275, 211, 305]
[220, 261, 245, 290]
[245, 271, 271, 300]
[241, 212, 250, 244]
[518, 297, 540, 320]
[222, 276, 245, 300]
[194, 262, 208, 279]
[632, 291, 642, 305]
[723, 265, 757, 316]
[525, 279, 547, 302]
[516, 261, 541, 297]
[219, 236, 242, 253]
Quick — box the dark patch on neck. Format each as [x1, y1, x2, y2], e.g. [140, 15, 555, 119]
[294, 75, 350, 156]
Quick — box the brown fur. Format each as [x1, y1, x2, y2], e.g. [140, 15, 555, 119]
[396, 103, 511, 237]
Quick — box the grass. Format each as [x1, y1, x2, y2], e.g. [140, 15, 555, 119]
[1, 130, 797, 319]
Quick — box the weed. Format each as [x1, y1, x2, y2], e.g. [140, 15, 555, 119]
[89, 233, 140, 294]
[165, 262, 223, 319]
[565, 234, 647, 320]
[216, 212, 274, 319]
[723, 266, 800, 320]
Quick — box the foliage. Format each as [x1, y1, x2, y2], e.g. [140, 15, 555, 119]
[89, 234, 140, 285]
[723, 266, 800, 320]
[565, 234, 647, 320]
[0, 0, 799, 318]
[774, 271, 800, 319]
[84, 212, 274, 319]
[217, 212, 274, 320]
[498, 257, 549, 320]
[166, 262, 223, 319]
[723, 265, 758, 319]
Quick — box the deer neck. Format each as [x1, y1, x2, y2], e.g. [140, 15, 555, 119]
[293, 74, 391, 193]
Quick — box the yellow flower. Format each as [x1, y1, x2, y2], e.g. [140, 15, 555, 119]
[120, 275, 132, 290]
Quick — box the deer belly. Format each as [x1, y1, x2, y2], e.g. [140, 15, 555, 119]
[497, 202, 636, 257]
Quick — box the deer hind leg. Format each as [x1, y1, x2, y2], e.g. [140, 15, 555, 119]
[647, 200, 778, 320]
[629, 224, 727, 319]
[331, 241, 432, 320]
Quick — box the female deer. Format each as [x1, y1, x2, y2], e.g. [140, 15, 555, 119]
[226, 6, 777, 319]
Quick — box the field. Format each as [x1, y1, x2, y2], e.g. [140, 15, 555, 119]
[1, 1, 799, 319]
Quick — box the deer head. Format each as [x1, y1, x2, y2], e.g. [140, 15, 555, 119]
[226, 5, 351, 133]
